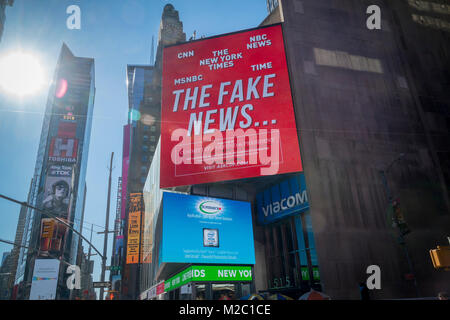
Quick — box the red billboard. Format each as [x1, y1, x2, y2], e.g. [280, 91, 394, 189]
[48, 137, 78, 163]
[161, 24, 302, 188]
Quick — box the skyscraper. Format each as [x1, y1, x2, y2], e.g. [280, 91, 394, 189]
[120, 3, 186, 300]
[0, 0, 13, 43]
[135, 0, 449, 300]
[14, 43, 95, 300]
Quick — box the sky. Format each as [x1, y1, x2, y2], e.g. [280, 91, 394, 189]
[0, 0, 267, 296]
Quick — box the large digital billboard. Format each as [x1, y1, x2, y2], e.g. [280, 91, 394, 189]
[29, 259, 60, 300]
[161, 192, 255, 264]
[38, 164, 74, 257]
[161, 24, 302, 188]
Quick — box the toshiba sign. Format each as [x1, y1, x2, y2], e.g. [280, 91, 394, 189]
[161, 24, 302, 188]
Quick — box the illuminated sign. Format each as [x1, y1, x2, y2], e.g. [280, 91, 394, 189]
[161, 192, 255, 264]
[29, 259, 60, 300]
[164, 265, 252, 292]
[161, 24, 302, 188]
[256, 173, 309, 225]
[126, 193, 143, 264]
[48, 137, 78, 163]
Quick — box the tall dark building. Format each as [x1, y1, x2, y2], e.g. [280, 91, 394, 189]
[14, 43, 95, 300]
[126, 64, 156, 193]
[256, 0, 450, 298]
[0, 0, 13, 43]
[120, 4, 186, 300]
[134, 0, 449, 300]
[0, 251, 12, 299]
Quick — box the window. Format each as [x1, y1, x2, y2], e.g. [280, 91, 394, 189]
[150, 126, 156, 132]
[314, 48, 383, 74]
[264, 212, 321, 290]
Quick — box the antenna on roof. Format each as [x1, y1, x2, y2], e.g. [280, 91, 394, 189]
[150, 35, 155, 65]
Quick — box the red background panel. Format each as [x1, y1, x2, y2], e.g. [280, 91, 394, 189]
[161, 24, 302, 188]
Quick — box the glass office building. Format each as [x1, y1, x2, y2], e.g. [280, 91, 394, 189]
[15, 44, 95, 300]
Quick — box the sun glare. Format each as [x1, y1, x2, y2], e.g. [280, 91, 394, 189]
[0, 51, 45, 97]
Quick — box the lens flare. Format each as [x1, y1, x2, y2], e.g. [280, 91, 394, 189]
[55, 78, 68, 98]
[0, 51, 45, 97]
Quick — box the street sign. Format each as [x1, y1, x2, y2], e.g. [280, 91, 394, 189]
[93, 281, 111, 288]
[106, 266, 121, 271]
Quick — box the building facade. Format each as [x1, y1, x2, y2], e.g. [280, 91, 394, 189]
[120, 4, 187, 300]
[133, 0, 450, 300]
[14, 43, 95, 300]
[258, 0, 450, 298]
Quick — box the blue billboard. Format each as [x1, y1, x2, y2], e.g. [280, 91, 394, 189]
[256, 174, 309, 225]
[161, 192, 255, 265]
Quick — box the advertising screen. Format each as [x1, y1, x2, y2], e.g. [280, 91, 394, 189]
[39, 165, 74, 257]
[256, 173, 309, 225]
[42, 165, 73, 219]
[29, 259, 60, 300]
[126, 193, 143, 264]
[161, 24, 302, 188]
[48, 137, 78, 163]
[161, 192, 255, 264]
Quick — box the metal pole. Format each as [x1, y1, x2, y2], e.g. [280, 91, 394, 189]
[87, 224, 93, 263]
[0, 194, 104, 259]
[100, 152, 114, 300]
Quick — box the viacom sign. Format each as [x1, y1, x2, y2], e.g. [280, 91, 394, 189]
[256, 174, 309, 225]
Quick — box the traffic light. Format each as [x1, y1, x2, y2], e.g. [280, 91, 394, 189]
[430, 246, 450, 270]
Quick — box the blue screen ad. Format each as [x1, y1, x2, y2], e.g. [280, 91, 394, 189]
[161, 192, 255, 265]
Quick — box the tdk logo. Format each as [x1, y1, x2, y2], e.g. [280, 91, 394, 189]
[262, 191, 308, 217]
[198, 200, 222, 215]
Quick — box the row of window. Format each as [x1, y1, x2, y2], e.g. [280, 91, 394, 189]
[314, 48, 384, 74]
[143, 125, 157, 132]
[412, 13, 450, 32]
[408, 0, 450, 15]
[264, 212, 320, 291]
[143, 135, 157, 142]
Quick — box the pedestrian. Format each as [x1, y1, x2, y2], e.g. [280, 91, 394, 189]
[437, 292, 448, 300]
[359, 282, 370, 300]
[219, 292, 230, 300]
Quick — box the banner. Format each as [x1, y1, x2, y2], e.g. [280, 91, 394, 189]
[164, 265, 252, 292]
[29, 259, 60, 300]
[48, 137, 78, 163]
[161, 24, 302, 188]
[126, 193, 143, 264]
[39, 165, 73, 257]
[42, 165, 73, 219]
